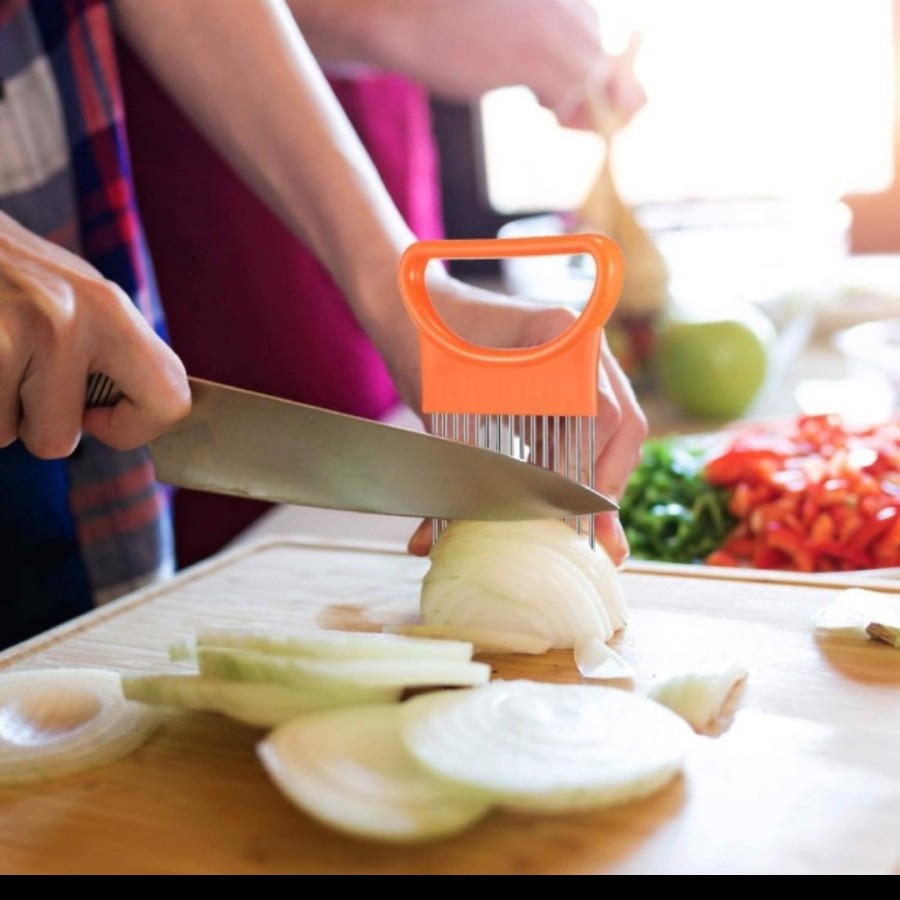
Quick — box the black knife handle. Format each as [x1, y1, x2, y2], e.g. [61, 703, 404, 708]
[85, 372, 122, 409]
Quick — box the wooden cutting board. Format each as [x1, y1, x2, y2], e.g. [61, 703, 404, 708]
[2, 535, 900, 875]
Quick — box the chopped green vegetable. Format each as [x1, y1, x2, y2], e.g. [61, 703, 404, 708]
[620, 437, 736, 564]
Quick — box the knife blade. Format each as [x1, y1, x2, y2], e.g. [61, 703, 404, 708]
[140, 377, 617, 521]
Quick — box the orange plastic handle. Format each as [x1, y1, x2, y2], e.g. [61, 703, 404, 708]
[398, 234, 623, 416]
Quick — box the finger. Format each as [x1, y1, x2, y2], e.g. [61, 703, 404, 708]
[0, 323, 25, 448]
[590, 339, 648, 565]
[407, 519, 434, 557]
[18, 362, 89, 459]
[83, 300, 191, 449]
[14, 316, 90, 458]
[595, 511, 630, 568]
[83, 353, 191, 449]
[592, 336, 647, 501]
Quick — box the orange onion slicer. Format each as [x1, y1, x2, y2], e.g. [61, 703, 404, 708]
[398, 233, 624, 547]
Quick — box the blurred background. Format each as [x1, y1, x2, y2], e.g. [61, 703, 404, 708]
[428, 0, 900, 427]
[435, 0, 897, 255]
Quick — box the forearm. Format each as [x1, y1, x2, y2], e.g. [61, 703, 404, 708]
[113, 0, 415, 344]
[284, 0, 424, 70]
[286, 0, 643, 126]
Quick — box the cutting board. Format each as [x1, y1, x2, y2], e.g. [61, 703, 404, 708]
[2, 535, 900, 875]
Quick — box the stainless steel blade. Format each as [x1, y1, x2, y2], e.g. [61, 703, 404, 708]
[148, 378, 617, 520]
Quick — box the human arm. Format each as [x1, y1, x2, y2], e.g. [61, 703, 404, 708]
[113, 0, 647, 563]
[285, 0, 646, 128]
[0, 211, 191, 457]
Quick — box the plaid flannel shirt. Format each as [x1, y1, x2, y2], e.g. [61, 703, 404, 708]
[0, 0, 173, 635]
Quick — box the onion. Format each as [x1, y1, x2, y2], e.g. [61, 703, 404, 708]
[257, 680, 692, 842]
[811, 603, 871, 641]
[195, 646, 490, 691]
[0, 668, 163, 785]
[420, 519, 627, 650]
[258, 703, 491, 843]
[574, 636, 636, 680]
[382, 623, 552, 655]
[399, 679, 692, 813]
[647, 661, 748, 732]
[121, 674, 399, 728]
[124, 627, 491, 727]
[174, 626, 476, 662]
[813, 588, 900, 647]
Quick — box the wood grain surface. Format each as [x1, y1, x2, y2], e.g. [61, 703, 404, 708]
[2, 536, 900, 875]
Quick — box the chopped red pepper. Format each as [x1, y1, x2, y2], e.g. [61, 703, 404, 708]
[701, 414, 900, 573]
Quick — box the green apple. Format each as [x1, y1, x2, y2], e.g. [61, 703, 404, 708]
[655, 304, 776, 421]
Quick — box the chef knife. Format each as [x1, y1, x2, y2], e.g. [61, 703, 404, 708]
[88, 375, 617, 520]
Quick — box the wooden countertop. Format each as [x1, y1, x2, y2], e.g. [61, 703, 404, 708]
[2, 536, 900, 874]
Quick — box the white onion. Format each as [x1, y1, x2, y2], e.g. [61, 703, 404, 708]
[179, 626, 476, 662]
[382, 623, 552, 655]
[812, 588, 900, 647]
[258, 703, 491, 843]
[399, 679, 692, 813]
[121, 673, 398, 728]
[125, 627, 495, 729]
[420, 519, 627, 650]
[574, 636, 636, 680]
[647, 662, 748, 732]
[0, 668, 163, 785]
[195, 646, 490, 691]
[833, 587, 900, 627]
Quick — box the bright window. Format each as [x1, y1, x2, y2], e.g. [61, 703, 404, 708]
[481, 0, 895, 214]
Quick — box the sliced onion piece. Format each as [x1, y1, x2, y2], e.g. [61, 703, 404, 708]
[383, 623, 552, 655]
[834, 587, 900, 627]
[574, 636, 636, 680]
[176, 627, 475, 662]
[120, 673, 400, 727]
[196, 646, 491, 691]
[812, 588, 900, 646]
[258, 703, 491, 843]
[421, 520, 627, 650]
[811, 603, 870, 640]
[0, 668, 163, 785]
[647, 662, 748, 731]
[399, 680, 692, 813]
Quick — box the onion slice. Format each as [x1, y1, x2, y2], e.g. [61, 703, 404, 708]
[383, 623, 552, 655]
[813, 588, 900, 647]
[0, 668, 163, 785]
[121, 673, 400, 727]
[420, 519, 627, 650]
[647, 662, 748, 732]
[174, 627, 475, 662]
[574, 636, 636, 680]
[258, 703, 491, 843]
[196, 646, 490, 691]
[399, 679, 692, 813]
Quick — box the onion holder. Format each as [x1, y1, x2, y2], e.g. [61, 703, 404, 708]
[398, 233, 624, 546]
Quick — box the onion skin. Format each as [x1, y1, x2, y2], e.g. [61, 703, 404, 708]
[420, 519, 627, 650]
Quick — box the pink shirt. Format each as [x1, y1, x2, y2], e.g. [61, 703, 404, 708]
[117, 46, 444, 566]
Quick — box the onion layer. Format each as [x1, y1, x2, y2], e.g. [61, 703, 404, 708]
[0, 668, 163, 785]
[258, 703, 491, 843]
[420, 519, 627, 650]
[399, 679, 691, 813]
[647, 662, 748, 731]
